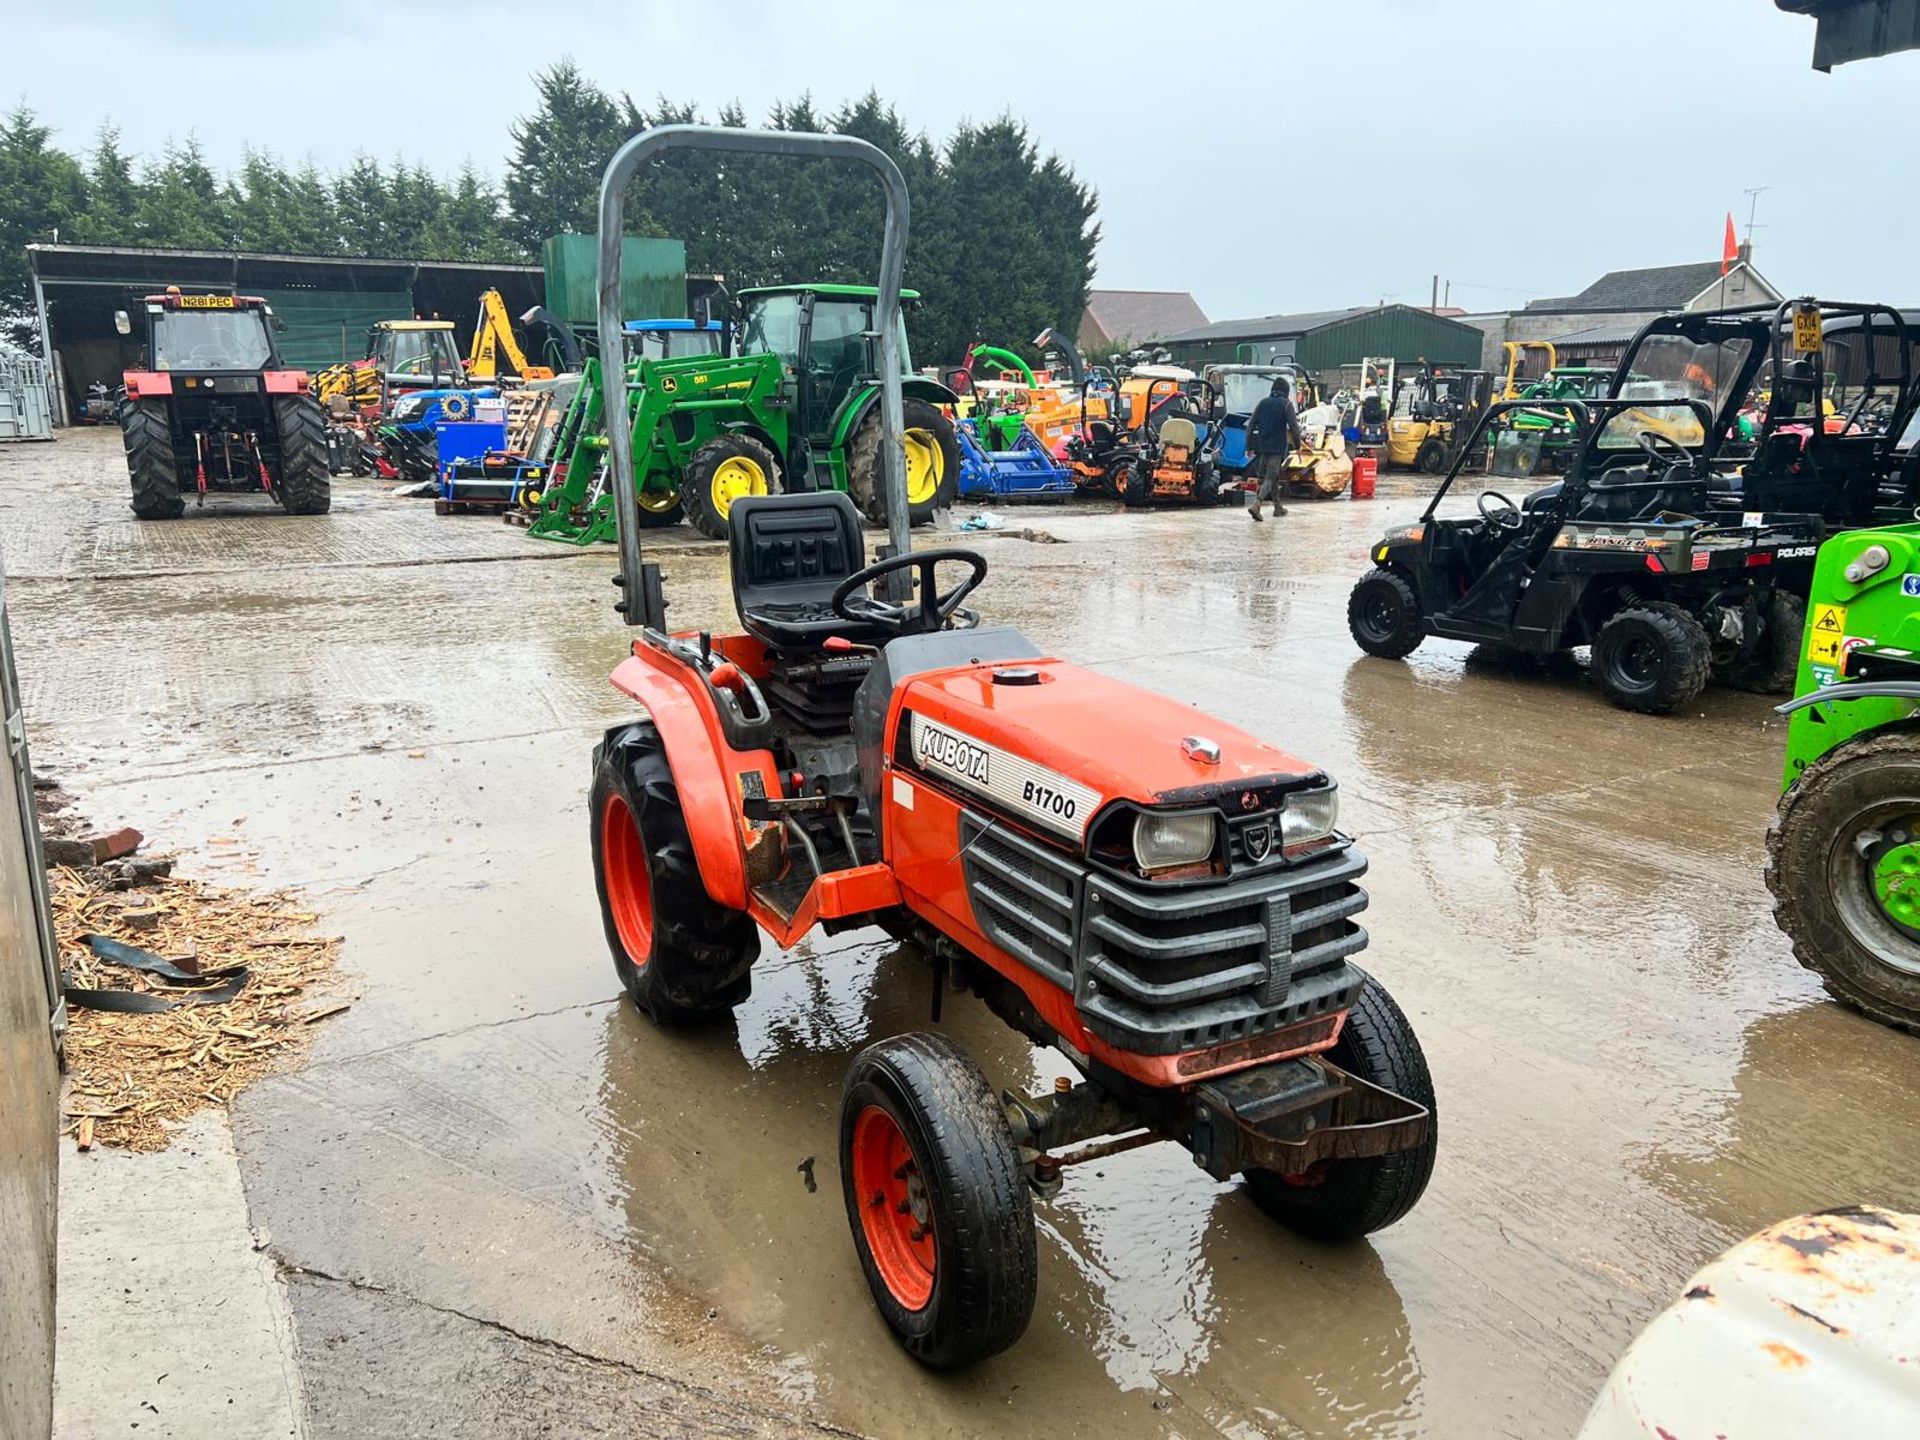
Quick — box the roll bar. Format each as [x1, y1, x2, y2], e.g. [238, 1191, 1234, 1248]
[596, 125, 912, 627]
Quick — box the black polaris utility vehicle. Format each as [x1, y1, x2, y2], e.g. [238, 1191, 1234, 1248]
[1349, 299, 1919, 715]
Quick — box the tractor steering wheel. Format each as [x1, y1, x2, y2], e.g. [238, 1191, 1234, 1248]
[831, 549, 988, 638]
[1477, 490, 1524, 531]
[1636, 428, 1694, 477]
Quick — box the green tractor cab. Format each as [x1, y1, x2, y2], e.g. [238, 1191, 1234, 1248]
[735, 284, 959, 524]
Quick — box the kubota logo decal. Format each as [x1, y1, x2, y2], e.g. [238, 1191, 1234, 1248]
[907, 712, 1101, 841]
[916, 723, 990, 783]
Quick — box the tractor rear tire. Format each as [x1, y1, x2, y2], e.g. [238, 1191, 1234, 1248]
[1767, 730, 1920, 1032]
[1243, 971, 1437, 1240]
[1717, 589, 1805, 695]
[839, 1032, 1035, 1368]
[122, 400, 185, 520]
[1592, 603, 1711, 714]
[1348, 568, 1425, 660]
[591, 724, 759, 1024]
[682, 433, 781, 541]
[1415, 437, 1449, 474]
[273, 396, 333, 515]
[848, 399, 960, 530]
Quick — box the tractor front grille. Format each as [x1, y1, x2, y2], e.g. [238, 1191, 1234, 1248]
[958, 813, 1077, 990]
[958, 810, 1368, 1056]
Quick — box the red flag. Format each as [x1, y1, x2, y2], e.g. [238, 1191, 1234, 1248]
[1722, 214, 1739, 275]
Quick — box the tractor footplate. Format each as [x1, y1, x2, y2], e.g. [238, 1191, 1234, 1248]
[1186, 1057, 1429, 1181]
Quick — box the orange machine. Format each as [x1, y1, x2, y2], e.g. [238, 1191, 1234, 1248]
[584, 124, 1436, 1373]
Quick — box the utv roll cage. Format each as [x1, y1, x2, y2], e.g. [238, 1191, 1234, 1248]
[1418, 396, 1717, 525]
[1608, 299, 1918, 520]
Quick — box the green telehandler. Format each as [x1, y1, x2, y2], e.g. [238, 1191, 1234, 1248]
[1768, 520, 1920, 1033]
[527, 285, 960, 543]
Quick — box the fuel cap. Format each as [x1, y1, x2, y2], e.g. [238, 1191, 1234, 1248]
[990, 667, 1043, 686]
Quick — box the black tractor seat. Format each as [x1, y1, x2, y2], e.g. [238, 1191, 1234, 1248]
[728, 492, 894, 651]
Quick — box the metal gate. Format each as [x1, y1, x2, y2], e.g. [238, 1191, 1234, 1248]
[0, 549, 62, 1439]
[0, 353, 55, 441]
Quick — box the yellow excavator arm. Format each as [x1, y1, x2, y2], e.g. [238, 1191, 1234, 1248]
[467, 288, 554, 382]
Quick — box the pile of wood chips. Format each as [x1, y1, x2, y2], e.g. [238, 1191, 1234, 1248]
[52, 864, 347, 1152]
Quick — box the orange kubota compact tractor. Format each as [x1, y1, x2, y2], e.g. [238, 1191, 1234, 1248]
[586, 126, 1437, 1368]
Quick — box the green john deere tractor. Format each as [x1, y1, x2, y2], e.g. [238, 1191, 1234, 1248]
[1768, 520, 1920, 1032]
[528, 284, 960, 543]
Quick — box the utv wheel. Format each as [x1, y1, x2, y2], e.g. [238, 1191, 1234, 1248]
[1348, 568, 1424, 660]
[1717, 589, 1805, 695]
[849, 398, 959, 529]
[839, 1032, 1035, 1368]
[1122, 456, 1154, 506]
[1592, 603, 1711, 714]
[1767, 730, 1920, 1032]
[1415, 437, 1449, 474]
[682, 433, 780, 540]
[1243, 971, 1437, 1239]
[121, 399, 185, 520]
[591, 724, 759, 1023]
[273, 396, 333, 515]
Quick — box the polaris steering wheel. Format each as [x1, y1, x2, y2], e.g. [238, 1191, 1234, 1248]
[831, 549, 988, 637]
[1477, 490, 1524, 530]
[1636, 428, 1694, 475]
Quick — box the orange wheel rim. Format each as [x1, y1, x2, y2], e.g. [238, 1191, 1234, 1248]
[851, 1104, 936, 1310]
[601, 793, 653, 963]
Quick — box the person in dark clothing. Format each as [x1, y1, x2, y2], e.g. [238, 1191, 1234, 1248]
[1246, 378, 1305, 521]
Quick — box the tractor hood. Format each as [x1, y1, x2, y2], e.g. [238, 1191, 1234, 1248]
[896, 658, 1325, 847]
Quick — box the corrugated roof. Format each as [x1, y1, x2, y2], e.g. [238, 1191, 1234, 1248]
[1162, 306, 1372, 343]
[1542, 322, 1645, 347]
[1524, 261, 1757, 313]
[1083, 289, 1208, 342]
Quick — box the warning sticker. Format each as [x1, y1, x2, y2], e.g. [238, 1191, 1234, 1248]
[1808, 602, 1847, 666]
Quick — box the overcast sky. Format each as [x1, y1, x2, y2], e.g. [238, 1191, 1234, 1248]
[14, 0, 1912, 320]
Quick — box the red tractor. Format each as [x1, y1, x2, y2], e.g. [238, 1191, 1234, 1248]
[116, 289, 331, 519]
[586, 127, 1437, 1367]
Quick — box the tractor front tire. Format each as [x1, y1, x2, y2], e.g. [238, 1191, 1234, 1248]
[1592, 603, 1711, 714]
[848, 399, 960, 530]
[591, 724, 759, 1023]
[839, 1032, 1035, 1368]
[273, 396, 333, 515]
[1767, 730, 1920, 1032]
[1243, 971, 1437, 1240]
[682, 433, 781, 541]
[1348, 568, 1425, 660]
[122, 400, 185, 520]
[1415, 437, 1449, 475]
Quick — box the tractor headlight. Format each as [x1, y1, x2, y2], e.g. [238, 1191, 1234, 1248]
[1280, 785, 1339, 851]
[1132, 810, 1218, 873]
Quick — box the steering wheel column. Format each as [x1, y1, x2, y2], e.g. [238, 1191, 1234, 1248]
[831, 549, 989, 639]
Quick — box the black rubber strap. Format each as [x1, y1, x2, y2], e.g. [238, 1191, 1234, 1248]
[62, 934, 250, 1012]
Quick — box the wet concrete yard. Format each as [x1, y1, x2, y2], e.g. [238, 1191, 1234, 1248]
[8, 428, 1918, 1438]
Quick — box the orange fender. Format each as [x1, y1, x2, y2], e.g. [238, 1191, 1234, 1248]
[608, 645, 779, 910]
